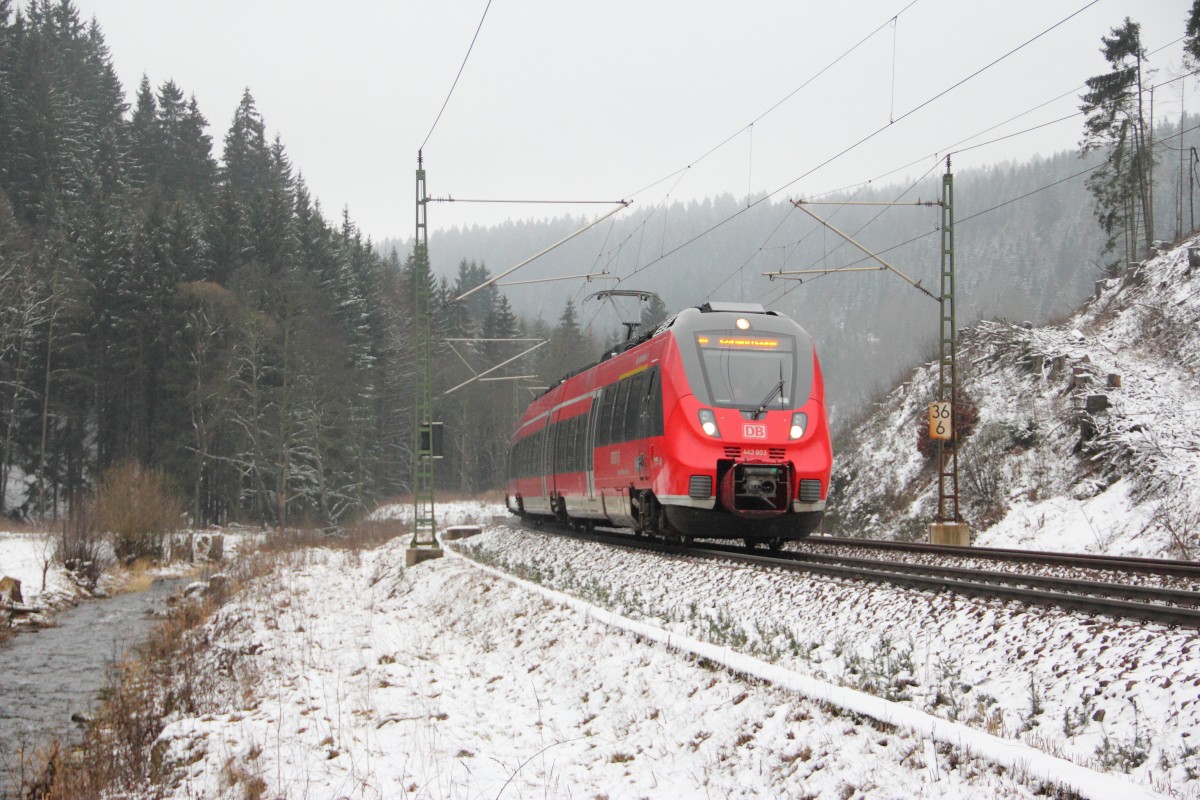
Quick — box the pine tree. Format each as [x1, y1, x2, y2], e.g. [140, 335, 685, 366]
[541, 298, 589, 383]
[1080, 17, 1155, 266]
[1186, 0, 1200, 67]
[129, 74, 160, 190]
[639, 293, 669, 333]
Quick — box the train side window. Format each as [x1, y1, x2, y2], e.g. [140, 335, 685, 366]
[561, 419, 570, 473]
[550, 420, 561, 474]
[611, 380, 631, 444]
[574, 416, 583, 472]
[646, 367, 663, 437]
[597, 387, 615, 447]
[624, 372, 646, 441]
[565, 417, 577, 472]
[538, 430, 545, 474]
[576, 415, 585, 470]
[585, 402, 596, 472]
[577, 415, 584, 470]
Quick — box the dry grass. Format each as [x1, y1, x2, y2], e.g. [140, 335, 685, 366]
[0, 515, 46, 533]
[115, 558, 187, 595]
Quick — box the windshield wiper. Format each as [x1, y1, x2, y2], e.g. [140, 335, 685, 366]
[752, 379, 784, 420]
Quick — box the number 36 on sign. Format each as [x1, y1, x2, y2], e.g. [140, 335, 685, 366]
[929, 401, 952, 441]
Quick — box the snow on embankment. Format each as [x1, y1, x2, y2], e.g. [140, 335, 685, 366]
[831, 238, 1200, 558]
[148, 531, 1062, 799]
[454, 533, 1166, 800]
[461, 525, 1200, 796]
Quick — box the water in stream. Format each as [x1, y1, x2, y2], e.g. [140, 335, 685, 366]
[0, 578, 187, 785]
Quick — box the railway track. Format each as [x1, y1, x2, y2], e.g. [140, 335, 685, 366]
[513, 520, 1200, 627]
[800, 535, 1200, 581]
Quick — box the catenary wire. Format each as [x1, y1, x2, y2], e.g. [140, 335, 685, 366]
[652, 20, 1191, 308]
[763, 118, 1200, 309]
[622, 1, 921, 204]
[615, 1, 1103, 288]
[421, 0, 495, 152]
[575, 57, 1195, 309]
[583, 1, 923, 311]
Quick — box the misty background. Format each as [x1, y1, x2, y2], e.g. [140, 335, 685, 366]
[385, 130, 1200, 427]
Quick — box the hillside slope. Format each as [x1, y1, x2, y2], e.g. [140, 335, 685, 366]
[828, 238, 1200, 558]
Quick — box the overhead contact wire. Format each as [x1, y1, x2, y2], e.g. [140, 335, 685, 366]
[421, 0, 495, 152]
[624, 0, 920, 203]
[618, 0, 1101, 286]
[767, 118, 1200, 304]
[593, 1, 920, 282]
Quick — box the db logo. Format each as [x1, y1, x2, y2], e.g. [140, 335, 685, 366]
[743, 423, 767, 439]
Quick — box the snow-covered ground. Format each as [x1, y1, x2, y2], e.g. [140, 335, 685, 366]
[91, 500, 1182, 799]
[0, 532, 76, 602]
[148, 534, 1064, 797]
[1, 500, 1195, 796]
[832, 237, 1200, 560]
[0, 531, 105, 620]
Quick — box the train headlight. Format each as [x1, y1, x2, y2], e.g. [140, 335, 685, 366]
[789, 412, 808, 440]
[698, 408, 721, 438]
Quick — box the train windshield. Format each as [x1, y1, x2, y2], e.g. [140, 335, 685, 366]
[693, 332, 797, 411]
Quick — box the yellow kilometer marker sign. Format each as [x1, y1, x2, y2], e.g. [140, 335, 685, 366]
[929, 401, 952, 441]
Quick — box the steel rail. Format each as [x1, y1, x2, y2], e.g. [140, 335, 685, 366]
[513, 521, 1200, 628]
[714, 545, 1200, 609]
[803, 535, 1200, 578]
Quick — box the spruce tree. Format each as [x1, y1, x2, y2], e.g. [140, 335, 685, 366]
[1080, 17, 1155, 266]
[1186, 0, 1200, 67]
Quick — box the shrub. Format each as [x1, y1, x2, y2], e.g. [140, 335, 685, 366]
[1005, 418, 1041, 449]
[95, 461, 184, 563]
[960, 423, 1010, 527]
[56, 497, 108, 585]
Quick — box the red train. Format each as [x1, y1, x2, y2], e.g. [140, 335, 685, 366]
[505, 302, 831, 548]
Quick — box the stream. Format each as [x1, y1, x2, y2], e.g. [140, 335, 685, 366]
[0, 577, 188, 788]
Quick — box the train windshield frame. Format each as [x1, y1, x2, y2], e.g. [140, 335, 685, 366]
[693, 331, 798, 412]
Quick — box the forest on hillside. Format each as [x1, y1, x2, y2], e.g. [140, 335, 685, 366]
[0, 0, 602, 525]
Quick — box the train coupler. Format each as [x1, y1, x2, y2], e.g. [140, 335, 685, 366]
[718, 461, 792, 518]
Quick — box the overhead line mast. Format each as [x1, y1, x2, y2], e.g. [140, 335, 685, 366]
[407, 0, 494, 563]
[931, 156, 968, 545]
[767, 157, 967, 546]
[408, 150, 441, 564]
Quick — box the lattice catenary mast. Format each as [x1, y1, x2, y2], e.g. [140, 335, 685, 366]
[408, 151, 441, 562]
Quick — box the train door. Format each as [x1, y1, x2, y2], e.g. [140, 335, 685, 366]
[629, 371, 651, 482]
[584, 395, 598, 504]
[648, 366, 664, 462]
[636, 367, 660, 482]
[538, 418, 554, 506]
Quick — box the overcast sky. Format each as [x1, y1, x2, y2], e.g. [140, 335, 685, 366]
[70, 0, 1194, 241]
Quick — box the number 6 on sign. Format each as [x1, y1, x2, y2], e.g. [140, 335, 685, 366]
[929, 401, 952, 441]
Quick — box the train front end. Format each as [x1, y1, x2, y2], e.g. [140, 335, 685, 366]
[658, 302, 831, 544]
